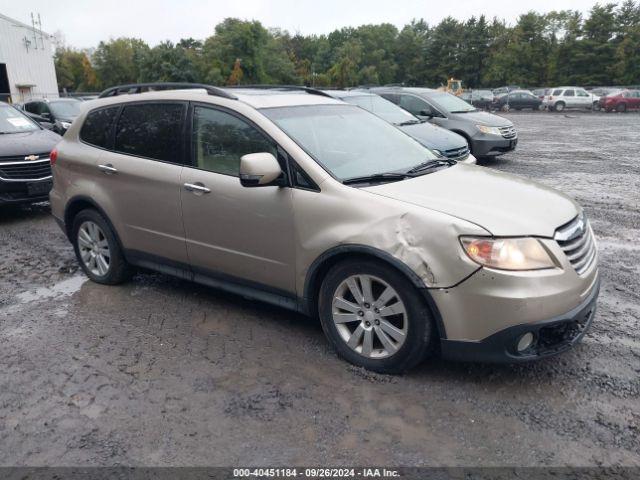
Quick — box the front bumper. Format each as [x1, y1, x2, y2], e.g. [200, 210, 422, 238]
[470, 134, 517, 157]
[440, 275, 599, 363]
[0, 179, 52, 205]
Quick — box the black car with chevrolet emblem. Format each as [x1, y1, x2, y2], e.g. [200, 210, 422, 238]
[0, 102, 61, 205]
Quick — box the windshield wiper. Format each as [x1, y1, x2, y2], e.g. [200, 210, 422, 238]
[450, 110, 476, 114]
[405, 159, 454, 175]
[343, 172, 411, 185]
[396, 119, 422, 126]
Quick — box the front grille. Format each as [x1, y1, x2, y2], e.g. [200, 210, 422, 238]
[554, 214, 597, 275]
[444, 145, 470, 161]
[499, 125, 517, 139]
[0, 159, 52, 181]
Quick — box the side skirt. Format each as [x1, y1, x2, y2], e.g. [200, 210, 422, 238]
[125, 249, 302, 313]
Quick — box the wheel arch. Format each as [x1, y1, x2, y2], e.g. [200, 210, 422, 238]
[63, 196, 126, 254]
[302, 244, 447, 339]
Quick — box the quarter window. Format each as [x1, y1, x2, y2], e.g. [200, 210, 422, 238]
[192, 106, 276, 177]
[80, 107, 119, 149]
[114, 103, 185, 163]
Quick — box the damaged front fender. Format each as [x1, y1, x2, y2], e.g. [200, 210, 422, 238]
[293, 182, 488, 297]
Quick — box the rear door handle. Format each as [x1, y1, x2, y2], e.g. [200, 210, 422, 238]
[98, 164, 118, 174]
[183, 182, 211, 194]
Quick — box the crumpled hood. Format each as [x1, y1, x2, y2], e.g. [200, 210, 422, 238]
[0, 129, 61, 157]
[451, 110, 512, 127]
[363, 164, 580, 237]
[399, 122, 466, 151]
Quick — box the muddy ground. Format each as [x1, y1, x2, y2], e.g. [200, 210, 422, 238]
[0, 111, 639, 468]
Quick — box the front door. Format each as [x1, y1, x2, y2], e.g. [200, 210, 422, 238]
[180, 104, 296, 294]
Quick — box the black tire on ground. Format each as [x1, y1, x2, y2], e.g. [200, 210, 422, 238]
[554, 102, 565, 112]
[593, 102, 601, 111]
[616, 103, 627, 113]
[318, 258, 435, 374]
[71, 208, 133, 285]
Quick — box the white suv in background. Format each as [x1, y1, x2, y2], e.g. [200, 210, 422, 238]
[544, 87, 600, 112]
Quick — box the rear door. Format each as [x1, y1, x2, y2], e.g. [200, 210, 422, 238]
[97, 101, 189, 264]
[180, 104, 296, 294]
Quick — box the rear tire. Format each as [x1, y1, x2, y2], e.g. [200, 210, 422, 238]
[72, 209, 133, 285]
[554, 102, 565, 112]
[318, 259, 435, 374]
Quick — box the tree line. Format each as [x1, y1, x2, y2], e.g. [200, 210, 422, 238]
[54, 1, 640, 93]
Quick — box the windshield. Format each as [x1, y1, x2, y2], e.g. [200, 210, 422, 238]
[262, 104, 437, 181]
[49, 100, 82, 118]
[0, 104, 40, 133]
[343, 95, 417, 125]
[426, 92, 476, 113]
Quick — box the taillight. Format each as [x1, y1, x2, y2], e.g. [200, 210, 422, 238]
[50, 148, 58, 166]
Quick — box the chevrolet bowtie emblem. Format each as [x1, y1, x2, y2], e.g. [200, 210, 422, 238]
[25, 154, 40, 161]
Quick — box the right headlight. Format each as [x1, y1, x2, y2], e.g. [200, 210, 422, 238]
[460, 237, 556, 271]
[476, 125, 502, 136]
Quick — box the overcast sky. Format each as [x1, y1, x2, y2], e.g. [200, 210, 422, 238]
[1, 0, 603, 49]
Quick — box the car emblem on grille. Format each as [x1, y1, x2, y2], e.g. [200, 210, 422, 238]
[24, 155, 40, 161]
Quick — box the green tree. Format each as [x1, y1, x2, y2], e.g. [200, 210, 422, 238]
[93, 38, 149, 88]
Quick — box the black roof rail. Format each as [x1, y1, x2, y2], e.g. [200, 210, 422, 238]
[98, 82, 237, 100]
[226, 84, 334, 98]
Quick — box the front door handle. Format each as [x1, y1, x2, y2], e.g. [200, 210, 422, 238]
[98, 164, 118, 174]
[184, 182, 211, 194]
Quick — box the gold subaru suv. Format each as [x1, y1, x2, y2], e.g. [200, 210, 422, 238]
[49, 83, 599, 373]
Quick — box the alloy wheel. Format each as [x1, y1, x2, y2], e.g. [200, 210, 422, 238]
[332, 274, 408, 359]
[77, 221, 111, 277]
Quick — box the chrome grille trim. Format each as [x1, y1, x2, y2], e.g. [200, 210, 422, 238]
[499, 125, 517, 139]
[444, 146, 470, 161]
[555, 214, 597, 275]
[0, 159, 52, 182]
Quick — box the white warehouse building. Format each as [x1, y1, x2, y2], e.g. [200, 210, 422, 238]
[0, 12, 58, 103]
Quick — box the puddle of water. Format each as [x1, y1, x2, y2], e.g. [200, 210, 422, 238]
[15, 275, 88, 304]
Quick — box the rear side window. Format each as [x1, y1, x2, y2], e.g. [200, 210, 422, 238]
[553, 89, 562, 96]
[114, 103, 185, 163]
[80, 107, 119, 148]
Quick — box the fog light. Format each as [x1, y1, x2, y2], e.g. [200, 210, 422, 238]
[516, 332, 535, 352]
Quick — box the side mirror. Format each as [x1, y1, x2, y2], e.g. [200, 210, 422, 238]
[41, 112, 52, 120]
[419, 109, 433, 118]
[239, 152, 283, 187]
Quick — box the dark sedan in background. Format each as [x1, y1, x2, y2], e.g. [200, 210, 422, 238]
[0, 102, 61, 205]
[324, 90, 475, 163]
[368, 87, 517, 158]
[18, 98, 83, 135]
[493, 90, 543, 111]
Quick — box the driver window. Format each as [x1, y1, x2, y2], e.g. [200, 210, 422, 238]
[399, 95, 430, 116]
[192, 106, 276, 177]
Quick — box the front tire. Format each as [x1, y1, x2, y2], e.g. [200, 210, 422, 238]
[318, 259, 434, 374]
[72, 209, 132, 285]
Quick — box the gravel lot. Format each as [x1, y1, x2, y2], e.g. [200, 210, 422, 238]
[1, 111, 639, 468]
